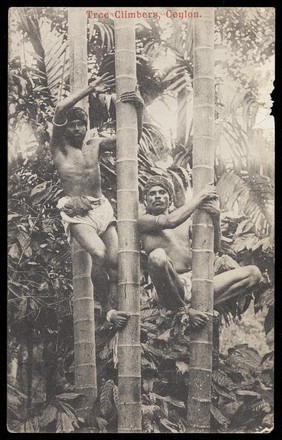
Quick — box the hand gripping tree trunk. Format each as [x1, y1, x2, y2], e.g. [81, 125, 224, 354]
[187, 8, 215, 433]
[114, 19, 142, 433]
[68, 8, 97, 422]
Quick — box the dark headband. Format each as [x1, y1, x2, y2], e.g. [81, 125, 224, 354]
[143, 176, 174, 201]
[66, 107, 88, 126]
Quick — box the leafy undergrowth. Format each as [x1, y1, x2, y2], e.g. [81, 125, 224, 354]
[220, 302, 271, 357]
[90, 298, 274, 434]
[7, 390, 86, 433]
[7, 297, 273, 433]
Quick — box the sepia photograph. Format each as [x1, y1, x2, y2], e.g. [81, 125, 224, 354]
[7, 6, 274, 433]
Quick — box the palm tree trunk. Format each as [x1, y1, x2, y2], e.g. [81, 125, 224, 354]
[68, 8, 97, 422]
[187, 8, 215, 433]
[114, 18, 141, 433]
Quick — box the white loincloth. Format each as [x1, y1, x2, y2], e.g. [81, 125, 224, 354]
[57, 195, 116, 243]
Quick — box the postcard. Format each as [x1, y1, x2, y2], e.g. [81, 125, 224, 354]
[8, 6, 274, 433]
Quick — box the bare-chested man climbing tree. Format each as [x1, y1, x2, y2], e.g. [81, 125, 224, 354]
[138, 176, 262, 328]
[50, 73, 143, 328]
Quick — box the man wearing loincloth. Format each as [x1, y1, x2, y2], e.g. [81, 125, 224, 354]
[138, 176, 262, 328]
[50, 73, 143, 328]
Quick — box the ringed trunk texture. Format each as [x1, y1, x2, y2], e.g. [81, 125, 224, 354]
[68, 8, 97, 421]
[187, 8, 215, 433]
[114, 19, 142, 433]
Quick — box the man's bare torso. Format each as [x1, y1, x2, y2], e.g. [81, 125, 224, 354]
[141, 219, 192, 273]
[53, 139, 101, 197]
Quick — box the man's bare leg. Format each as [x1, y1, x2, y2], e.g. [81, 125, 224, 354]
[70, 223, 128, 328]
[214, 265, 262, 307]
[148, 248, 208, 327]
[101, 224, 129, 328]
[148, 248, 186, 310]
[91, 270, 111, 315]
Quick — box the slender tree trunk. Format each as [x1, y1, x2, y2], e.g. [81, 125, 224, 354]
[17, 343, 28, 395]
[68, 8, 97, 422]
[26, 325, 33, 415]
[187, 8, 215, 433]
[114, 19, 141, 433]
[43, 338, 57, 402]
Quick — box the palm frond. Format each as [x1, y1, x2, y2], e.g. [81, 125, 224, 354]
[167, 169, 186, 207]
[142, 40, 191, 96]
[89, 22, 115, 54]
[171, 131, 193, 169]
[165, 19, 193, 67]
[39, 18, 69, 100]
[98, 52, 163, 105]
[215, 111, 271, 181]
[163, 70, 190, 95]
[99, 42, 192, 105]
[139, 123, 167, 159]
[217, 172, 274, 238]
[18, 8, 42, 44]
[17, 10, 69, 104]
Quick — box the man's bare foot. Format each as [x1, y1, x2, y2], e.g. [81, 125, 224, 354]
[108, 310, 130, 329]
[188, 308, 209, 328]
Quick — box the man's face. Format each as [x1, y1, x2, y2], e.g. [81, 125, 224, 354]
[64, 119, 87, 146]
[146, 185, 170, 215]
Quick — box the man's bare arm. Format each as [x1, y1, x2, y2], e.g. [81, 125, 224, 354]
[96, 90, 143, 158]
[50, 74, 114, 152]
[54, 73, 115, 123]
[138, 183, 217, 233]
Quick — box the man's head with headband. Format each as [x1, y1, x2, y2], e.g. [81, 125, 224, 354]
[62, 107, 88, 147]
[143, 176, 174, 214]
[144, 176, 174, 201]
[66, 107, 88, 127]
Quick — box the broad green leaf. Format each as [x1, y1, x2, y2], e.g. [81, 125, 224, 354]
[8, 243, 20, 259]
[30, 181, 48, 198]
[26, 416, 41, 432]
[262, 413, 274, 428]
[235, 390, 261, 398]
[8, 213, 20, 221]
[211, 404, 229, 427]
[175, 361, 189, 374]
[40, 404, 57, 427]
[157, 328, 171, 341]
[159, 418, 178, 433]
[17, 231, 30, 249]
[151, 393, 185, 408]
[24, 246, 32, 257]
